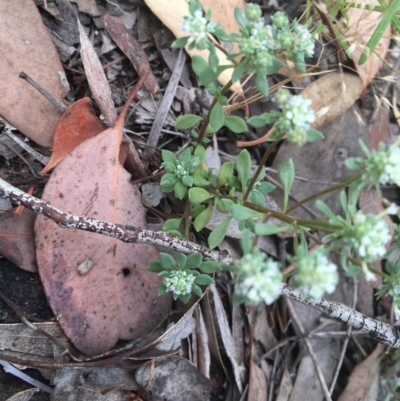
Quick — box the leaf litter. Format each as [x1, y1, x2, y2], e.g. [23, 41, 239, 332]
[0, 0, 399, 399]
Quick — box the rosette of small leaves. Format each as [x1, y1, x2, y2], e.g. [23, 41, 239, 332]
[160, 148, 207, 200]
[316, 190, 392, 271]
[247, 89, 323, 145]
[148, 252, 222, 303]
[345, 140, 400, 190]
[288, 246, 339, 299]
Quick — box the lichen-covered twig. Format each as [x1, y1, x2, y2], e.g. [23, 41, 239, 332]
[1, 177, 400, 349]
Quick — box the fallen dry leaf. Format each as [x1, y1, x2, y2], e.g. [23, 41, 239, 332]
[41, 98, 105, 174]
[35, 79, 171, 356]
[0, 208, 37, 272]
[143, 0, 242, 94]
[103, 13, 159, 94]
[238, 72, 363, 146]
[343, 0, 391, 92]
[337, 343, 384, 401]
[5, 388, 39, 401]
[78, 19, 117, 125]
[0, 0, 67, 147]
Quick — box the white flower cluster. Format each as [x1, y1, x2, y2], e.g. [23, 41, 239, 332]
[292, 23, 315, 57]
[344, 211, 391, 262]
[290, 249, 338, 299]
[235, 249, 282, 305]
[377, 145, 400, 186]
[182, 10, 217, 50]
[274, 90, 316, 146]
[163, 270, 196, 295]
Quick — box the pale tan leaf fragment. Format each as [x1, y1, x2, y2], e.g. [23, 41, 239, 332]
[5, 388, 39, 401]
[248, 358, 268, 401]
[337, 344, 384, 401]
[143, 0, 242, 94]
[0, 0, 67, 147]
[344, 0, 390, 92]
[78, 20, 117, 125]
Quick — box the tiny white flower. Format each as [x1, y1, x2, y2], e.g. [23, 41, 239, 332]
[386, 203, 399, 215]
[163, 270, 196, 295]
[235, 250, 282, 305]
[291, 249, 338, 299]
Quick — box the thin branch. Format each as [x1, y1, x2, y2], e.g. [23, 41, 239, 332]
[1, 178, 400, 350]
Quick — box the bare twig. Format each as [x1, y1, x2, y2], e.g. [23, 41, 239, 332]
[1, 178, 400, 349]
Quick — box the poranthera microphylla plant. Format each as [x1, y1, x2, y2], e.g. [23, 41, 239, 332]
[147, 1, 400, 310]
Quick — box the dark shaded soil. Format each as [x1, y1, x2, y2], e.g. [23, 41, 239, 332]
[0, 258, 53, 400]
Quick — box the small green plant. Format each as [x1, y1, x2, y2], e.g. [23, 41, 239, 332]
[147, 1, 400, 309]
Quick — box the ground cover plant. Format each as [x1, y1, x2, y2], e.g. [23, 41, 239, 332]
[0, 0, 400, 399]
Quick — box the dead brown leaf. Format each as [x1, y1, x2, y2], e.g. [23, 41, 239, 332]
[343, 0, 391, 93]
[103, 13, 159, 94]
[35, 81, 171, 356]
[337, 343, 384, 401]
[41, 98, 105, 174]
[0, 209, 37, 272]
[0, 0, 67, 147]
[78, 19, 117, 125]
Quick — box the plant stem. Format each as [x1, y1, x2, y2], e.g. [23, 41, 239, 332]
[243, 138, 282, 201]
[285, 172, 363, 214]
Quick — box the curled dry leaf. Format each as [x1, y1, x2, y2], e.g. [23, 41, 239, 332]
[0, 0, 67, 147]
[143, 0, 242, 94]
[41, 98, 105, 174]
[103, 13, 159, 94]
[238, 72, 363, 146]
[343, 0, 391, 92]
[35, 80, 171, 356]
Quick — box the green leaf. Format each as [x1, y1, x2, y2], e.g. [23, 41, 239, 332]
[157, 284, 168, 295]
[306, 128, 324, 142]
[315, 200, 336, 220]
[257, 182, 276, 194]
[209, 103, 225, 132]
[279, 158, 294, 210]
[293, 52, 306, 73]
[236, 149, 251, 193]
[247, 115, 268, 128]
[255, 71, 268, 96]
[191, 283, 203, 297]
[161, 149, 176, 163]
[220, 198, 234, 212]
[171, 36, 189, 49]
[248, 191, 265, 207]
[231, 205, 263, 220]
[194, 202, 213, 232]
[188, 187, 214, 203]
[240, 230, 252, 254]
[166, 230, 183, 238]
[191, 204, 205, 218]
[224, 115, 247, 133]
[186, 253, 202, 269]
[159, 253, 176, 270]
[189, 0, 202, 16]
[182, 175, 194, 187]
[192, 55, 208, 76]
[178, 148, 192, 163]
[163, 218, 183, 231]
[208, 43, 219, 71]
[265, 56, 285, 75]
[192, 175, 209, 187]
[178, 293, 192, 303]
[174, 180, 188, 199]
[217, 162, 235, 187]
[208, 216, 232, 249]
[194, 274, 215, 285]
[176, 253, 187, 269]
[160, 173, 177, 187]
[147, 260, 163, 273]
[199, 67, 219, 85]
[232, 59, 247, 83]
[344, 157, 363, 170]
[234, 6, 247, 31]
[199, 261, 222, 274]
[175, 114, 204, 129]
[254, 223, 290, 235]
